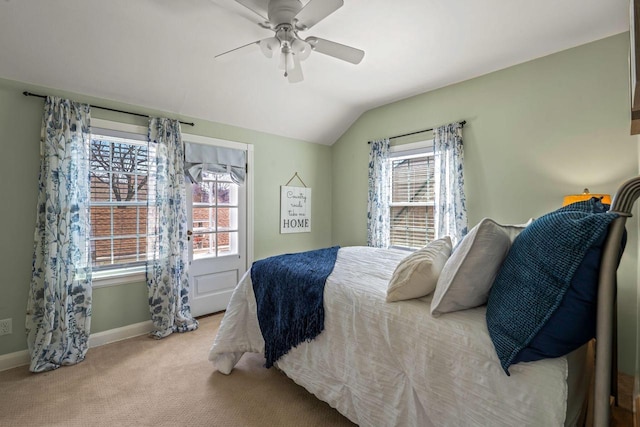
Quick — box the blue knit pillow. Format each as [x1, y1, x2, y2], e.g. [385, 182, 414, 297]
[486, 198, 620, 375]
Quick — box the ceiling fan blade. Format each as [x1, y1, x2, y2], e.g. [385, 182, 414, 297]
[306, 37, 364, 64]
[294, 0, 343, 30]
[235, 0, 268, 21]
[214, 40, 261, 61]
[288, 55, 304, 83]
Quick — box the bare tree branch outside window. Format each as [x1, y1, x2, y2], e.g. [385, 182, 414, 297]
[90, 139, 148, 203]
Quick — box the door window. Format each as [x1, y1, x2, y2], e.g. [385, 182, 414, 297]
[191, 171, 239, 258]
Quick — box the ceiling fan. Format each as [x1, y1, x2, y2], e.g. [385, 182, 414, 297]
[215, 0, 365, 83]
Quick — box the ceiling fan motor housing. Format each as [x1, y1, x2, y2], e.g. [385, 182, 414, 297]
[268, 0, 303, 26]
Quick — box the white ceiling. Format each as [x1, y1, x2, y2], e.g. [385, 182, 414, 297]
[0, 0, 630, 145]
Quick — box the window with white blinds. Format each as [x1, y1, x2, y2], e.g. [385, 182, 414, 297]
[89, 132, 154, 271]
[389, 149, 435, 249]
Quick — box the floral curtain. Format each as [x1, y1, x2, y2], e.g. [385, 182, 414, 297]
[367, 138, 391, 248]
[26, 97, 92, 373]
[146, 117, 198, 338]
[433, 122, 468, 245]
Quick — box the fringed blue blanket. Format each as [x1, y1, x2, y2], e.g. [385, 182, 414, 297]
[251, 246, 340, 368]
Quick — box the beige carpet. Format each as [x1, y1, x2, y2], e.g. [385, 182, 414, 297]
[0, 314, 355, 427]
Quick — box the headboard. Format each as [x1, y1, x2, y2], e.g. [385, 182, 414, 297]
[594, 176, 640, 426]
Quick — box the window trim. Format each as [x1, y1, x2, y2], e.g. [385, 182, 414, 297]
[92, 119, 147, 140]
[388, 139, 435, 251]
[90, 119, 150, 288]
[191, 172, 241, 259]
[389, 139, 433, 156]
[92, 266, 146, 288]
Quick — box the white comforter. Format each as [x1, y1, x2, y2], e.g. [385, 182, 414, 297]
[209, 247, 586, 427]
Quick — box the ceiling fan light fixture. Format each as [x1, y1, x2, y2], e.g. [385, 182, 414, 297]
[291, 38, 311, 61]
[259, 37, 279, 58]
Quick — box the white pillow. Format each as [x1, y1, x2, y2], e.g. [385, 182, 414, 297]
[430, 218, 511, 317]
[386, 237, 452, 302]
[497, 218, 533, 242]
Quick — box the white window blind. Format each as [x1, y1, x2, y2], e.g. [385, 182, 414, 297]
[389, 150, 435, 249]
[89, 129, 155, 271]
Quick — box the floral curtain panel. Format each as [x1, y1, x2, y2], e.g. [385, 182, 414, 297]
[367, 138, 391, 248]
[146, 117, 198, 338]
[26, 97, 92, 373]
[433, 122, 468, 245]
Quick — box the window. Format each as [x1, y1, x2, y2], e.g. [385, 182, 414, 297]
[89, 131, 154, 272]
[191, 172, 239, 259]
[389, 143, 435, 249]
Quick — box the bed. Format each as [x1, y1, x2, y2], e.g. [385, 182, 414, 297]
[209, 177, 638, 427]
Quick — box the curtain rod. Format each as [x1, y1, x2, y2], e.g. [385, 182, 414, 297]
[367, 120, 466, 144]
[22, 91, 195, 127]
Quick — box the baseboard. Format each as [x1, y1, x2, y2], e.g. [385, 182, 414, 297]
[0, 350, 30, 372]
[88, 320, 153, 348]
[0, 320, 153, 372]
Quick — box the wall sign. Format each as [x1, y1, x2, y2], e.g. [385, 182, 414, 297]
[280, 185, 312, 233]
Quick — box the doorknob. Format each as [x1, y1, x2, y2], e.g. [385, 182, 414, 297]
[187, 230, 193, 241]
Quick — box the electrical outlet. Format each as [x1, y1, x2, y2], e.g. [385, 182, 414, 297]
[0, 318, 12, 336]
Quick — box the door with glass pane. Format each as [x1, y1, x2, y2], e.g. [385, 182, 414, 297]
[188, 169, 247, 316]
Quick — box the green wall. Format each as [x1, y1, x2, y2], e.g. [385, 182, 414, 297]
[0, 78, 332, 355]
[2, 33, 638, 376]
[331, 33, 639, 375]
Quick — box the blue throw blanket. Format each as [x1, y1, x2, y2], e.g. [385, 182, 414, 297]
[251, 246, 340, 368]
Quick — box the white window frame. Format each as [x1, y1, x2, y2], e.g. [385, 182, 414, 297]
[91, 119, 150, 287]
[388, 139, 435, 250]
[191, 172, 241, 259]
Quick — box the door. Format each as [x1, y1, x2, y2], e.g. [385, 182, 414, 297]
[186, 145, 249, 317]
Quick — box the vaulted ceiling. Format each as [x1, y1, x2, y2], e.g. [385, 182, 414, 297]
[0, 0, 629, 145]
